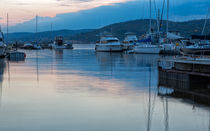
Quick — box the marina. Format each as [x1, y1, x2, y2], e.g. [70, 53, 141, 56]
[0, 0, 210, 130]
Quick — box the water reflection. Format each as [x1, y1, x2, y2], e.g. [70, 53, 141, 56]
[0, 48, 209, 131]
[0, 59, 6, 107]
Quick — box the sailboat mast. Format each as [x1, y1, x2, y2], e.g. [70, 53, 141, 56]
[166, 0, 169, 42]
[51, 23, 53, 42]
[149, 0, 152, 34]
[7, 13, 9, 44]
[36, 15, 38, 44]
[36, 15, 38, 34]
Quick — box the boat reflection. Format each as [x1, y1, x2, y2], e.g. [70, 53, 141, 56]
[0, 59, 6, 106]
[96, 52, 160, 68]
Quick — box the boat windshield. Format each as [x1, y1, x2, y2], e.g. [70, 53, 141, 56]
[107, 40, 119, 43]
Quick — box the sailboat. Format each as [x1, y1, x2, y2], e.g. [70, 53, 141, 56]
[34, 15, 41, 49]
[23, 15, 41, 50]
[132, 0, 163, 54]
[0, 26, 7, 57]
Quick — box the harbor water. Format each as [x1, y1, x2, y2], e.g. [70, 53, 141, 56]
[0, 44, 209, 131]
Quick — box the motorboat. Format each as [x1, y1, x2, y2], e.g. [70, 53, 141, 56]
[51, 36, 73, 49]
[122, 33, 138, 51]
[33, 44, 41, 49]
[95, 35, 123, 52]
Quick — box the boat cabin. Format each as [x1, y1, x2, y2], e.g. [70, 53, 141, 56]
[55, 36, 64, 46]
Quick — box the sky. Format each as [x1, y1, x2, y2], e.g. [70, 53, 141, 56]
[0, 0, 210, 32]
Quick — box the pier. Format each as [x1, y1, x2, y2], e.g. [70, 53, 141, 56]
[158, 57, 210, 105]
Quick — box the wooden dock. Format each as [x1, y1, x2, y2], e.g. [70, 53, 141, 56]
[158, 56, 210, 105]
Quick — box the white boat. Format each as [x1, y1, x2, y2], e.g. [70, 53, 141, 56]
[122, 33, 138, 51]
[130, 0, 163, 54]
[180, 41, 210, 55]
[0, 29, 7, 57]
[51, 36, 73, 49]
[132, 44, 162, 54]
[95, 35, 123, 52]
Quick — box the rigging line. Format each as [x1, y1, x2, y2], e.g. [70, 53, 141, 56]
[201, 0, 210, 35]
[153, 0, 160, 33]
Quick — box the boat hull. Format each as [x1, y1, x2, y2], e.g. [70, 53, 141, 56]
[133, 47, 161, 54]
[0, 47, 6, 57]
[52, 45, 73, 49]
[95, 45, 123, 52]
[180, 48, 210, 55]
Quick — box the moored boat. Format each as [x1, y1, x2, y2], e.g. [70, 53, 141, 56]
[180, 41, 210, 55]
[133, 44, 162, 54]
[122, 32, 138, 51]
[51, 36, 73, 49]
[95, 34, 123, 52]
[0, 29, 7, 57]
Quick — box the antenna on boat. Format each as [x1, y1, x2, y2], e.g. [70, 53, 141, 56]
[201, 0, 210, 35]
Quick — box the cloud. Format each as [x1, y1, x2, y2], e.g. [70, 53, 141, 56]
[0, 0, 132, 26]
[1, 0, 210, 32]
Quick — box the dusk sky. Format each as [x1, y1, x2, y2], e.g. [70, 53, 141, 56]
[0, 0, 210, 32]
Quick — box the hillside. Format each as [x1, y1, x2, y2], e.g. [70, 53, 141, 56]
[6, 19, 210, 43]
[70, 19, 210, 43]
[6, 29, 93, 42]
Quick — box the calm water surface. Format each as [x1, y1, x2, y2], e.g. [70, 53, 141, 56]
[0, 44, 209, 131]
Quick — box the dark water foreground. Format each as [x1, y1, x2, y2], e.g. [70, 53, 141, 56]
[0, 45, 209, 131]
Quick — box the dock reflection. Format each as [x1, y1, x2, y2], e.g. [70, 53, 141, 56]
[158, 67, 210, 105]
